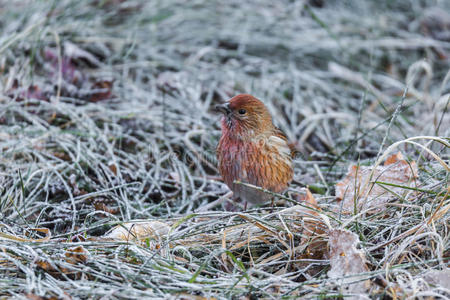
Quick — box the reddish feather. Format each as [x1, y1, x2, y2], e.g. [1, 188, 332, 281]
[216, 94, 293, 205]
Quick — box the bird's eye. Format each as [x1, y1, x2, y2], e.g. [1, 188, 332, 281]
[238, 109, 246, 115]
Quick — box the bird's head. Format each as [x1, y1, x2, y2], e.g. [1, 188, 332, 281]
[215, 94, 273, 139]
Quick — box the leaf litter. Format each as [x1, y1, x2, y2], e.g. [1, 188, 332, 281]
[336, 152, 421, 214]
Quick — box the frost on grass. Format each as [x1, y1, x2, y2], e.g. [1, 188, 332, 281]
[0, 0, 449, 299]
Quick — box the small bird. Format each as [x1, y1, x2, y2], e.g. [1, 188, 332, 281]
[216, 94, 293, 206]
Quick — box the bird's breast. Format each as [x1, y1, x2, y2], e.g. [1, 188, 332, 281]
[217, 134, 293, 199]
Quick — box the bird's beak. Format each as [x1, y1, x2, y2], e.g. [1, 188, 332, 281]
[215, 103, 231, 115]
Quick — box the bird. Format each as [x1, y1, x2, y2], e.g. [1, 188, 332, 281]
[216, 94, 293, 207]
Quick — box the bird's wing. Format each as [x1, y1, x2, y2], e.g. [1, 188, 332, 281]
[273, 127, 296, 158]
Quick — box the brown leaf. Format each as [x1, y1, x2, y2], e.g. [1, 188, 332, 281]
[328, 229, 370, 296]
[70, 234, 86, 243]
[108, 161, 118, 175]
[64, 246, 89, 265]
[35, 259, 57, 273]
[52, 151, 72, 161]
[89, 79, 114, 102]
[35, 257, 82, 280]
[94, 202, 119, 214]
[297, 187, 319, 208]
[336, 152, 419, 213]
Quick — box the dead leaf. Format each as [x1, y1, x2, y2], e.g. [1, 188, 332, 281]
[297, 187, 319, 208]
[0, 228, 51, 242]
[65, 246, 89, 265]
[70, 234, 86, 243]
[52, 151, 72, 161]
[105, 221, 171, 248]
[108, 161, 118, 175]
[336, 152, 419, 213]
[94, 202, 119, 214]
[89, 79, 114, 102]
[35, 258, 80, 281]
[423, 269, 450, 289]
[328, 229, 370, 296]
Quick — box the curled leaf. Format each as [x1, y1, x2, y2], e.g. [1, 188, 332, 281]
[105, 221, 171, 248]
[336, 152, 420, 213]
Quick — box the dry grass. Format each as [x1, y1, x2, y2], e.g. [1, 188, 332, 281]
[0, 0, 449, 299]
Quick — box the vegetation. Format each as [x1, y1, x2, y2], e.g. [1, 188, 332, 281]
[0, 0, 448, 298]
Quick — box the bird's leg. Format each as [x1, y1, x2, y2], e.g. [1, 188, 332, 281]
[224, 195, 248, 211]
[224, 201, 234, 211]
[270, 197, 275, 213]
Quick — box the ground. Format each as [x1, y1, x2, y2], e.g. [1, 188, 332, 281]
[0, 0, 449, 299]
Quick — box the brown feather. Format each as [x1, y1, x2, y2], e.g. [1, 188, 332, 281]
[216, 94, 293, 205]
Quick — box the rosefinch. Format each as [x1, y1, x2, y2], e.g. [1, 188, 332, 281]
[216, 94, 293, 206]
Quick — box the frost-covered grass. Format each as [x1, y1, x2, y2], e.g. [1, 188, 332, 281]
[0, 0, 449, 299]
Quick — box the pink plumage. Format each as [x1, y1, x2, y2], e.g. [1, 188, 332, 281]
[216, 94, 293, 205]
